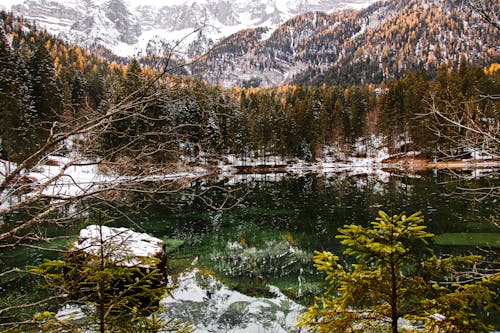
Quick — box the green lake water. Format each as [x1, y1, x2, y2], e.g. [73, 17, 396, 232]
[1, 168, 499, 330]
[104, 169, 500, 300]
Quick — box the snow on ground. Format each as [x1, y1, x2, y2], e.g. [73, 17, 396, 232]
[0, 156, 110, 212]
[0, 0, 23, 10]
[0, 155, 211, 204]
[28, 156, 107, 198]
[2, 134, 499, 211]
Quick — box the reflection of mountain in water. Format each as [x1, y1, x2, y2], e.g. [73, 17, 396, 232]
[210, 240, 312, 279]
[160, 269, 304, 333]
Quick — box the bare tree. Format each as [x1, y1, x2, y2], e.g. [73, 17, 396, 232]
[426, 93, 500, 161]
[423, 93, 500, 219]
[0, 56, 241, 330]
[421, 0, 500, 203]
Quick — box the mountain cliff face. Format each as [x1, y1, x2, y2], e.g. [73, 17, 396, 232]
[3, 0, 498, 87]
[190, 0, 499, 87]
[5, 0, 378, 58]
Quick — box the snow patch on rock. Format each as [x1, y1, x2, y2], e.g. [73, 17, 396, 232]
[73, 225, 164, 267]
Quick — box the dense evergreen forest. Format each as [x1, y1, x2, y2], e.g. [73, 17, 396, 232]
[1, 11, 499, 167]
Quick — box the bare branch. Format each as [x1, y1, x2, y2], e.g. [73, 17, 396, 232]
[468, 0, 500, 32]
[422, 92, 500, 161]
[0, 295, 64, 317]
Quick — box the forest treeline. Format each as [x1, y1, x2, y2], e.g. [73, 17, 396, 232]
[1, 11, 499, 167]
[234, 61, 499, 161]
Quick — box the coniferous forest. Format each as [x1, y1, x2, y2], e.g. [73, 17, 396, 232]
[1, 11, 499, 166]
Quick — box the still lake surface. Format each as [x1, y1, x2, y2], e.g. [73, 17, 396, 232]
[118, 168, 500, 331]
[2, 168, 499, 331]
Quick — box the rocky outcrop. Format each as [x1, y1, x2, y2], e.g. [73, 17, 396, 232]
[72, 224, 165, 268]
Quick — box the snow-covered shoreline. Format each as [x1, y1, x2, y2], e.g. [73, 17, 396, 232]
[2, 131, 499, 213]
[2, 151, 499, 208]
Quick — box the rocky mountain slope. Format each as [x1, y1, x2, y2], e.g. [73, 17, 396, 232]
[191, 0, 499, 87]
[3, 0, 379, 58]
[2, 0, 498, 87]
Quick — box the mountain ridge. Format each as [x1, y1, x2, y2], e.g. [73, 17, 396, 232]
[3, 0, 498, 87]
[191, 0, 499, 87]
[4, 0, 379, 58]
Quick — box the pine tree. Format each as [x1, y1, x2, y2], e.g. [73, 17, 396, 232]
[183, 97, 203, 155]
[0, 29, 36, 162]
[87, 68, 106, 109]
[299, 210, 498, 333]
[0, 27, 15, 158]
[100, 59, 147, 161]
[205, 110, 221, 153]
[121, 58, 144, 96]
[30, 225, 192, 333]
[28, 42, 63, 146]
[70, 71, 87, 112]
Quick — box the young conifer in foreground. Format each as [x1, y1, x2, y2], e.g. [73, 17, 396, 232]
[298, 210, 499, 333]
[29, 224, 193, 333]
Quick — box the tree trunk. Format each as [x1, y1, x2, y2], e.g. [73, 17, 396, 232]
[99, 224, 106, 333]
[391, 259, 398, 333]
[99, 283, 106, 333]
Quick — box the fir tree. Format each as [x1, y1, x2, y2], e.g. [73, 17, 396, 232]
[30, 225, 191, 333]
[0, 29, 36, 162]
[28, 42, 63, 146]
[299, 210, 498, 333]
[70, 71, 87, 112]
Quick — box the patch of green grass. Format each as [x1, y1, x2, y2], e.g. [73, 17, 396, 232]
[435, 233, 500, 247]
[161, 238, 185, 253]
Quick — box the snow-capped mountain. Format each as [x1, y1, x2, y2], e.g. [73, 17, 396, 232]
[190, 0, 498, 87]
[3, 0, 379, 57]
